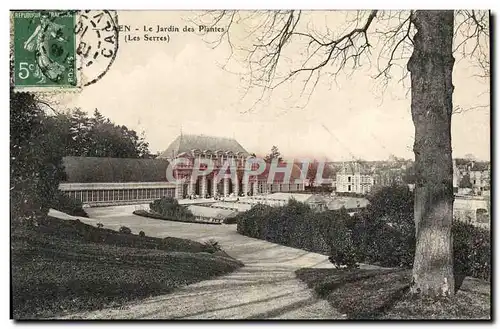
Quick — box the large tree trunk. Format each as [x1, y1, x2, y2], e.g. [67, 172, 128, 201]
[407, 10, 455, 297]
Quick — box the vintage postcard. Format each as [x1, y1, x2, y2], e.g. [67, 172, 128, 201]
[10, 10, 491, 320]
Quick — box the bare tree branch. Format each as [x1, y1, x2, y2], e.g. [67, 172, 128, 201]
[453, 10, 489, 78]
[374, 11, 413, 81]
[195, 10, 382, 111]
[452, 104, 489, 115]
[197, 10, 488, 113]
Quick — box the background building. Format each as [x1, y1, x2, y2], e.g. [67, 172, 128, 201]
[60, 156, 175, 206]
[336, 162, 374, 194]
[158, 134, 305, 199]
[60, 134, 307, 205]
[453, 159, 491, 196]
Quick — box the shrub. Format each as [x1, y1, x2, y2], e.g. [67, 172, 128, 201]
[139, 231, 146, 237]
[349, 215, 415, 268]
[202, 239, 223, 253]
[453, 221, 490, 280]
[347, 185, 416, 268]
[236, 186, 491, 281]
[326, 214, 360, 269]
[51, 191, 88, 217]
[96, 223, 104, 228]
[119, 226, 132, 234]
[150, 197, 194, 220]
[354, 186, 490, 279]
[223, 216, 238, 224]
[237, 200, 355, 262]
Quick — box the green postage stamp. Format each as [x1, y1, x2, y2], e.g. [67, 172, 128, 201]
[12, 10, 78, 91]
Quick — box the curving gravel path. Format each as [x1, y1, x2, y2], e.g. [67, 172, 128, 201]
[50, 205, 345, 319]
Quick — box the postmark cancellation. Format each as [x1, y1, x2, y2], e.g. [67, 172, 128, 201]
[11, 10, 119, 93]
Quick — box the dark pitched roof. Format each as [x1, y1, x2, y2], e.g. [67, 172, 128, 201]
[339, 162, 372, 175]
[158, 134, 249, 159]
[62, 156, 170, 183]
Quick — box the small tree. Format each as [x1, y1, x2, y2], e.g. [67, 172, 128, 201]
[264, 146, 282, 163]
[459, 173, 473, 188]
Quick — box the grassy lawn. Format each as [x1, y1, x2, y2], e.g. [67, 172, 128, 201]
[11, 217, 243, 319]
[296, 268, 491, 320]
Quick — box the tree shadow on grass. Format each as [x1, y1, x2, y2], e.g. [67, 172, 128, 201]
[296, 267, 491, 320]
[454, 272, 466, 293]
[296, 267, 411, 319]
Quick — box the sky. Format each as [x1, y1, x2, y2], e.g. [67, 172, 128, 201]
[62, 10, 490, 161]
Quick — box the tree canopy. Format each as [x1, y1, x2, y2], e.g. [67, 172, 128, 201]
[10, 90, 65, 222]
[50, 108, 152, 158]
[264, 145, 283, 163]
[10, 93, 153, 223]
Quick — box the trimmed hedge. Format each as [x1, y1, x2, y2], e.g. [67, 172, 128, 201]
[236, 186, 490, 281]
[133, 209, 222, 225]
[236, 200, 332, 254]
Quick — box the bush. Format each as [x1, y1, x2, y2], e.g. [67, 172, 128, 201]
[50, 191, 88, 217]
[453, 221, 490, 280]
[202, 239, 223, 253]
[351, 186, 490, 279]
[10, 91, 66, 224]
[236, 186, 491, 280]
[139, 231, 146, 237]
[350, 185, 416, 268]
[237, 200, 351, 260]
[326, 215, 360, 269]
[150, 197, 194, 221]
[96, 223, 104, 228]
[236, 203, 280, 241]
[223, 216, 238, 224]
[119, 226, 132, 234]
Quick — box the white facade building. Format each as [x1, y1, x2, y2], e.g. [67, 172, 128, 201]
[335, 162, 374, 194]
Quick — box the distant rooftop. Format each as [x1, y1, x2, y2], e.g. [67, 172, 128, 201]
[338, 162, 373, 175]
[62, 156, 169, 183]
[158, 134, 249, 159]
[327, 196, 369, 211]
